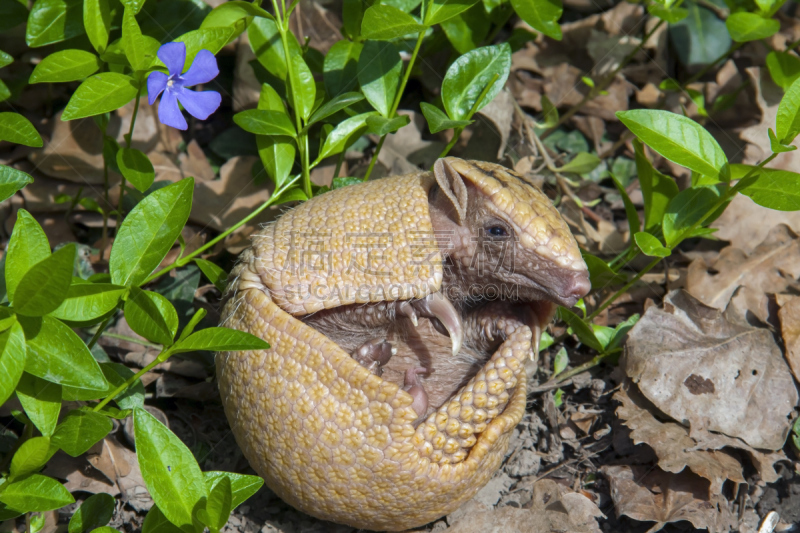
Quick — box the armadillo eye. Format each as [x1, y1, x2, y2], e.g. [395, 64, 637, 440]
[486, 225, 509, 238]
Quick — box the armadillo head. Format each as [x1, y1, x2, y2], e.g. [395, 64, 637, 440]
[429, 157, 590, 311]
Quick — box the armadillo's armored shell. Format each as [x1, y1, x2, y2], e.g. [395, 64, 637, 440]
[217, 251, 531, 531]
[251, 174, 443, 315]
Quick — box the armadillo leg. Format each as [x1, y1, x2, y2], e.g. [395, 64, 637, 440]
[353, 338, 396, 375]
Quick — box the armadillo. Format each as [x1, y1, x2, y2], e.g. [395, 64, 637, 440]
[217, 157, 589, 531]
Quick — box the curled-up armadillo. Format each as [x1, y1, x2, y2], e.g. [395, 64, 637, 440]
[217, 157, 590, 531]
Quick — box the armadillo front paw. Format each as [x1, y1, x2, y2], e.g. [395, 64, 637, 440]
[403, 367, 429, 418]
[353, 338, 396, 375]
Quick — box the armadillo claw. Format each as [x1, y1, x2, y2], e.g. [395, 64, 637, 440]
[411, 293, 464, 356]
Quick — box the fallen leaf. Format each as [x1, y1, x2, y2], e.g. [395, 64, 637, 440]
[686, 224, 800, 322]
[711, 194, 800, 254]
[475, 89, 514, 160]
[625, 290, 798, 451]
[376, 111, 444, 175]
[779, 295, 800, 383]
[179, 139, 215, 182]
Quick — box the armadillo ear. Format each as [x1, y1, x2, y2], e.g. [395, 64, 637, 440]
[433, 158, 468, 225]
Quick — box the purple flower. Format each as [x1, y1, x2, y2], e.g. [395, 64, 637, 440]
[147, 42, 221, 130]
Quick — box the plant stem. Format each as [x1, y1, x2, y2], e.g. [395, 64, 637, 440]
[586, 257, 661, 321]
[683, 41, 742, 87]
[93, 348, 172, 412]
[118, 90, 141, 218]
[438, 73, 499, 159]
[531, 350, 620, 392]
[101, 132, 110, 261]
[87, 315, 114, 350]
[363, 31, 426, 180]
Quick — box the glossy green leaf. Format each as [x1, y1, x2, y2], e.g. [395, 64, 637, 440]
[725, 12, 779, 42]
[607, 313, 640, 352]
[0, 113, 43, 147]
[174, 27, 235, 66]
[6, 210, 50, 303]
[13, 243, 75, 316]
[611, 173, 640, 235]
[0, 0, 28, 33]
[110, 179, 193, 287]
[26, 0, 83, 48]
[440, 4, 492, 54]
[83, 0, 110, 53]
[287, 52, 315, 122]
[420, 102, 471, 133]
[117, 148, 155, 193]
[737, 167, 800, 211]
[332, 177, 361, 189]
[557, 152, 601, 174]
[662, 183, 725, 247]
[776, 76, 800, 145]
[366, 114, 410, 136]
[0, 165, 33, 204]
[194, 259, 227, 292]
[0, 322, 26, 406]
[308, 92, 365, 125]
[318, 112, 374, 160]
[52, 410, 112, 457]
[141, 505, 183, 533]
[120, 0, 145, 15]
[362, 4, 425, 40]
[202, 472, 264, 510]
[768, 127, 796, 153]
[21, 315, 108, 391]
[134, 406, 206, 530]
[100, 362, 144, 410]
[254, 84, 295, 188]
[442, 43, 511, 121]
[10, 436, 52, 478]
[198, 476, 232, 531]
[124, 287, 178, 346]
[29, 49, 102, 84]
[552, 347, 568, 376]
[426, 0, 480, 25]
[122, 7, 150, 71]
[766, 51, 800, 90]
[633, 140, 678, 230]
[68, 493, 115, 533]
[509, 0, 562, 40]
[323, 40, 363, 98]
[200, 1, 273, 29]
[172, 327, 269, 354]
[0, 474, 74, 512]
[668, 1, 730, 67]
[62, 73, 139, 121]
[358, 40, 401, 118]
[49, 283, 125, 321]
[634, 231, 671, 258]
[557, 307, 604, 352]
[618, 110, 728, 182]
[0, 50, 11, 69]
[646, 3, 687, 22]
[582, 253, 627, 290]
[234, 109, 296, 136]
[248, 18, 289, 95]
[16, 373, 61, 436]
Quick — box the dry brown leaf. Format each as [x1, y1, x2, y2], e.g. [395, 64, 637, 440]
[42, 451, 118, 496]
[233, 32, 262, 112]
[602, 465, 735, 533]
[711, 194, 800, 254]
[561, 199, 628, 254]
[625, 290, 798, 451]
[475, 89, 513, 160]
[615, 383, 745, 494]
[779, 295, 800, 383]
[686, 224, 800, 322]
[376, 111, 444, 175]
[87, 435, 152, 513]
[179, 139, 215, 182]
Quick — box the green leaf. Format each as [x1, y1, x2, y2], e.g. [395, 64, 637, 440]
[362, 4, 425, 40]
[0, 165, 34, 203]
[540, 94, 558, 128]
[174, 27, 235, 66]
[83, 0, 110, 53]
[420, 102, 471, 133]
[358, 40, 402, 118]
[29, 49, 102, 84]
[124, 287, 178, 346]
[248, 18, 289, 95]
[110, 179, 194, 287]
[776, 76, 800, 145]
[737, 167, 800, 211]
[0, 113, 43, 147]
[0, 474, 74, 512]
[13, 243, 75, 316]
[62, 73, 139, 121]
[557, 307, 604, 352]
[200, 1, 273, 29]
[49, 283, 125, 322]
[16, 373, 61, 436]
[100, 362, 144, 410]
[442, 43, 511, 121]
[26, 0, 83, 48]
[234, 110, 296, 136]
[633, 140, 678, 231]
[0, 0, 28, 33]
[661, 183, 725, 247]
[440, 3, 491, 54]
[117, 148, 155, 193]
[0, 50, 12, 69]
[610, 173, 640, 235]
[172, 327, 269, 354]
[288, 52, 315, 122]
[552, 347, 568, 376]
[21, 315, 109, 391]
[10, 436, 52, 478]
[307, 92, 365, 125]
[323, 40, 362, 98]
[142, 505, 183, 533]
[52, 410, 112, 457]
[582, 253, 627, 290]
[618, 110, 728, 182]
[556, 152, 601, 174]
[425, 0, 480, 25]
[509, 0, 562, 40]
[122, 7, 150, 71]
[318, 112, 374, 160]
[69, 493, 115, 533]
[607, 313, 639, 351]
[202, 472, 264, 510]
[725, 12, 779, 42]
[0, 322, 26, 406]
[120, 0, 145, 15]
[768, 127, 796, 153]
[134, 406, 207, 530]
[332, 177, 361, 189]
[634, 231, 671, 258]
[766, 51, 800, 90]
[194, 259, 227, 292]
[668, 0, 731, 68]
[646, 2, 687, 22]
[366, 114, 410, 136]
[255, 84, 295, 189]
[6, 210, 50, 303]
[200, 476, 232, 531]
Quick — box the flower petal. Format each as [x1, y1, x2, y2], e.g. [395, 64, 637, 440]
[157, 42, 186, 77]
[158, 89, 187, 130]
[147, 71, 168, 105]
[180, 49, 219, 87]
[176, 89, 221, 120]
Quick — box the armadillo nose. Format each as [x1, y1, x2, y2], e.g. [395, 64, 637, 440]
[560, 271, 591, 308]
